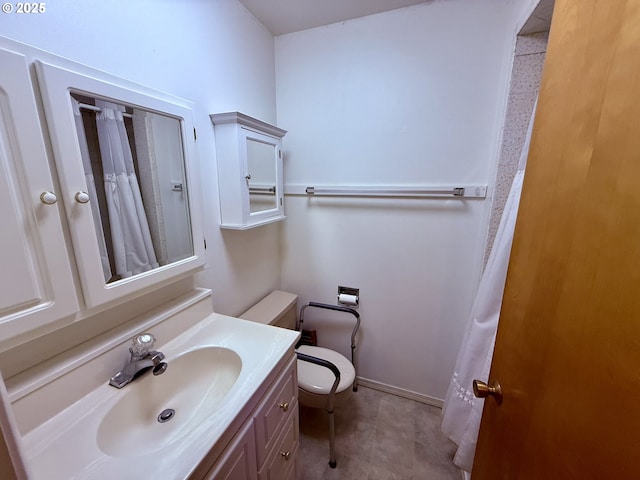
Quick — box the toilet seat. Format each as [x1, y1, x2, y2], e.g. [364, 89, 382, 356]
[296, 345, 356, 395]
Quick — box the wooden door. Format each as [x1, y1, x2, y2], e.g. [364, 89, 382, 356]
[473, 1, 640, 478]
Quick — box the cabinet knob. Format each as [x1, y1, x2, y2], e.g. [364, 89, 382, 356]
[279, 402, 289, 412]
[245, 174, 251, 181]
[39, 191, 57, 205]
[74, 191, 90, 204]
[280, 451, 291, 461]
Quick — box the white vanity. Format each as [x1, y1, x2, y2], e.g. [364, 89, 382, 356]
[18, 300, 300, 480]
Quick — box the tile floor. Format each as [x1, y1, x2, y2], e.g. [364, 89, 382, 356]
[297, 385, 461, 480]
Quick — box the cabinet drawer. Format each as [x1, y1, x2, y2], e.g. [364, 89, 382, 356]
[253, 356, 297, 466]
[258, 406, 299, 480]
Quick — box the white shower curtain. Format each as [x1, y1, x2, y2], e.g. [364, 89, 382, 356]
[95, 100, 158, 278]
[72, 98, 112, 282]
[441, 104, 536, 473]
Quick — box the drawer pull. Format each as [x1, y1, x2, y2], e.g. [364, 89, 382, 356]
[279, 402, 289, 412]
[280, 451, 291, 461]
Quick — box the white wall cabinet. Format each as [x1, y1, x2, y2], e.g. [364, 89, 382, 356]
[211, 112, 286, 230]
[0, 44, 205, 347]
[197, 354, 299, 480]
[0, 48, 79, 344]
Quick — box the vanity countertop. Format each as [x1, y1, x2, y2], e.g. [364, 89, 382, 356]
[21, 313, 300, 480]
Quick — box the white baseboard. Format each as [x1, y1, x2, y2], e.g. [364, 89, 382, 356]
[356, 376, 444, 408]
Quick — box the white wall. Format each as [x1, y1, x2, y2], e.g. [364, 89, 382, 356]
[0, 0, 282, 317]
[276, 0, 518, 401]
[0, 0, 540, 404]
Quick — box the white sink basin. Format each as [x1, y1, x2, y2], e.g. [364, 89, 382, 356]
[21, 313, 300, 480]
[97, 346, 242, 458]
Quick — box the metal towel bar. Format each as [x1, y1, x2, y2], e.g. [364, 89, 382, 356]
[284, 184, 487, 198]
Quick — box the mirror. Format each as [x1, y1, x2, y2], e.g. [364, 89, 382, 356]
[71, 94, 193, 284]
[247, 137, 277, 214]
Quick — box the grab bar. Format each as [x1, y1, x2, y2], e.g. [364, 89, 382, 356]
[307, 302, 360, 318]
[306, 186, 464, 196]
[284, 184, 487, 198]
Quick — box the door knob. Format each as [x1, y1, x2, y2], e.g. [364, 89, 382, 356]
[473, 379, 503, 404]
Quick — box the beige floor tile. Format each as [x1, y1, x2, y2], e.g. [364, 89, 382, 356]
[297, 386, 460, 480]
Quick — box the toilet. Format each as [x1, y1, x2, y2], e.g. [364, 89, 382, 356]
[239, 292, 356, 407]
[238, 290, 298, 330]
[240, 291, 359, 468]
[296, 344, 356, 408]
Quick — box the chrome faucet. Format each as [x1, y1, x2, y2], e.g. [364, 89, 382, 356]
[109, 333, 167, 388]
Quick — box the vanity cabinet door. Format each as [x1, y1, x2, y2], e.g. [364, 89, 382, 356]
[257, 407, 299, 480]
[203, 421, 258, 480]
[0, 48, 78, 345]
[253, 356, 297, 466]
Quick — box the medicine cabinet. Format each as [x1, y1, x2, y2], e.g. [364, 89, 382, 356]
[211, 112, 286, 230]
[0, 41, 204, 349]
[34, 60, 205, 309]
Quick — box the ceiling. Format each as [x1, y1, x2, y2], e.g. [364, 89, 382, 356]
[238, 0, 556, 37]
[519, 0, 554, 34]
[237, 0, 430, 36]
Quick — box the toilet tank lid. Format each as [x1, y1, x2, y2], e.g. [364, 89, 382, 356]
[238, 290, 298, 325]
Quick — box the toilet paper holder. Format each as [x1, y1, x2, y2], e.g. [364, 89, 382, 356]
[337, 286, 359, 308]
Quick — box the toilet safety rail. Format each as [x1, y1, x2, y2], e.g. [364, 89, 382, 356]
[295, 351, 341, 468]
[299, 302, 360, 392]
[296, 302, 360, 469]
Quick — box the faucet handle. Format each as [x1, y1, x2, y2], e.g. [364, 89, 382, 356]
[130, 333, 156, 357]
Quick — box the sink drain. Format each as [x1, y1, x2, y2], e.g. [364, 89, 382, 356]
[157, 408, 175, 423]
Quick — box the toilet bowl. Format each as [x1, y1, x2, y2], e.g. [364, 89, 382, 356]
[296, 344, 355, 408]
[239, 292, 357, 406]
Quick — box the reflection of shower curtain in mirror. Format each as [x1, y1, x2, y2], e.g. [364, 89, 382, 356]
[95, 101, 158, 278]
[72, 99, 112, 282]
[131, 111, 168, 266]
[441, 104, 536, 473]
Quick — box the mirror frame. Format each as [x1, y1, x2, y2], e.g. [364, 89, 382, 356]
[35, 60, 204, 308]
